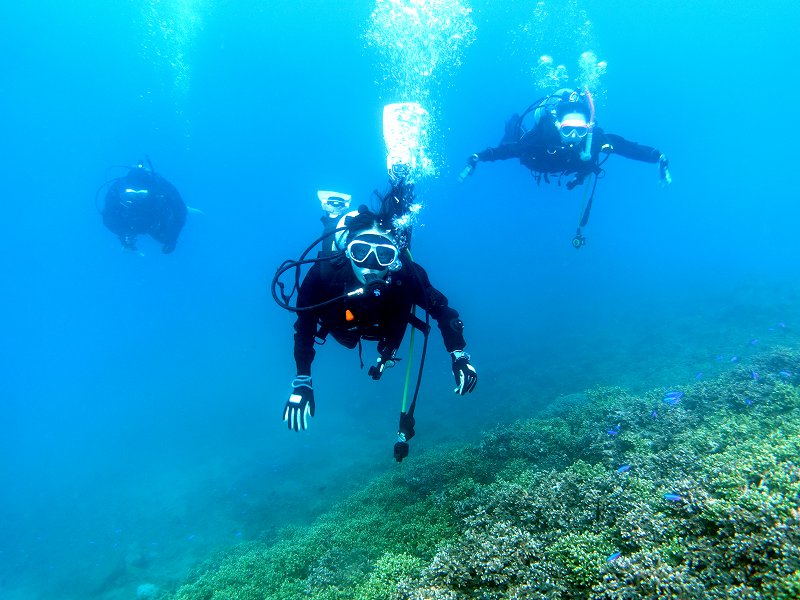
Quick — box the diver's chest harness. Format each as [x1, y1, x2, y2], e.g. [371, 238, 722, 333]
[524, 138, 613, 249]
[314, 269, 429, 379]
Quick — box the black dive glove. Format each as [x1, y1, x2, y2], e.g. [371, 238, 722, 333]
[283, 376, 315, 431]
[658, 154, 672, 186]
[451, 350, 478, 395]
[457, 154, 479, 182]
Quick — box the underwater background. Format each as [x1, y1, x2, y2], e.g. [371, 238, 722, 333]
[2, 0, 799, 598]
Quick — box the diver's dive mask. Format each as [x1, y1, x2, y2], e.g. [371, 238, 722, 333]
[345, 230, 401, 284]
[346, 239, 399, 267]
[558, 112, 590, 143]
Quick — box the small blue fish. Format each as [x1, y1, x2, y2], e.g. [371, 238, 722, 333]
[664, 390, 683, 397]
[663, 395, 682, 406]
[751, 371, 760, 381]
[745, 397, 753, 406]
[651, 410, 658, 419]
[607, 551, 622, 562]
[750, 338, 759, 346]
[664, 493, 683, 502]
[731, 356, 739, 362]
[779, 370, 793, 378]
[695, 372, 703, 380]
[779, 322, 787, 328]
[617, 464, 630, 473]
[607, 427, 620, 436]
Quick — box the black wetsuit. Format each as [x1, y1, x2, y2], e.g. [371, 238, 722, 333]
[476, 118, 661, 187]
[102, 168, 187, 253]
[293, 256, 466, 376]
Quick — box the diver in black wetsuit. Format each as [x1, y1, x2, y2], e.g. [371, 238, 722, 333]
[101, 162, 187, 254]
[274, 202, 477, 460]
[459, 88, 671, 247]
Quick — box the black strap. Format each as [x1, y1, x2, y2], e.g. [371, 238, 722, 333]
[314, 324, 329, 345]
[393, 256, 432, 462]
[393, 309, 430, 462]
[408, 313, 430, 335]
[404, 310, 430, 423]
[578, 172, 601, 228]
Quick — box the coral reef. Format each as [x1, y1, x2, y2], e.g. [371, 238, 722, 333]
[166, 347, 800, 599]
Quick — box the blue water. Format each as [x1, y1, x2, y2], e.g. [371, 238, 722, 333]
[1, 1, 798, 598]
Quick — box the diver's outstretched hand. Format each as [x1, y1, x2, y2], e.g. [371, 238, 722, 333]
[451, 351, 478, 395]
[458, 154, 479, 183]
[658, 154, 672, 187]
[283, 376, 315, 431]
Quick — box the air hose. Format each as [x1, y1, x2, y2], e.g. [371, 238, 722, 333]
[394, 249, 430, 462]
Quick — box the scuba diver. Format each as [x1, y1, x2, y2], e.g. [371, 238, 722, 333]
[272, 179, 477, 462]
[458, 88, 671, 248]
[99, 159, 188, 254]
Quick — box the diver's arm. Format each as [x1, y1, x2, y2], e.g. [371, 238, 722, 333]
[293, 325, 316, 376]
[146, 178, 186, 252]
[475, 142, 525, 162]
[153, 177, 186, 213]
[410, 263, 467, 352]
[602, 132, 661, 163]
[410, 262, 476, 395]
[460, 140, 527, 180]
[600, 131, 671, 184]
[163, 182, 189, 252]
[293, 267, 323, 375]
